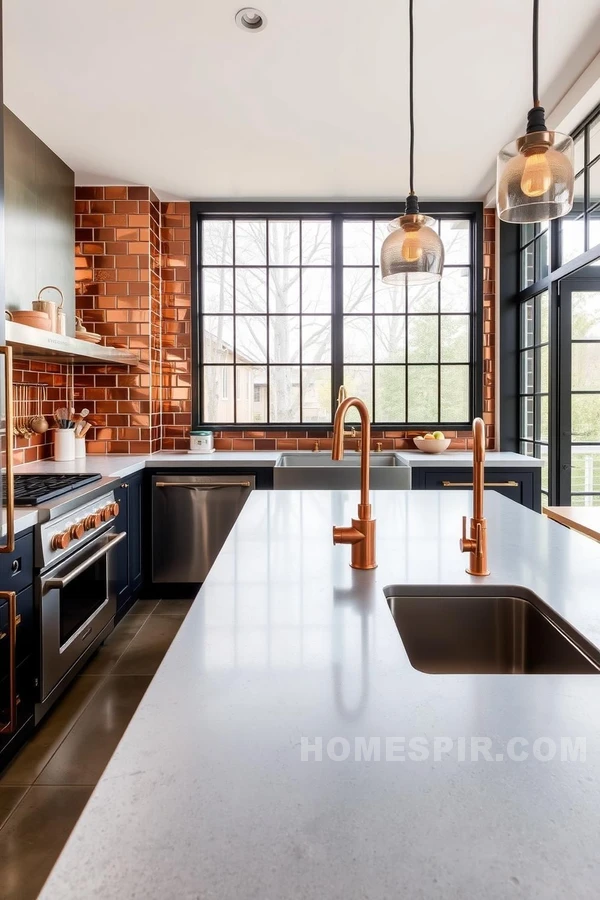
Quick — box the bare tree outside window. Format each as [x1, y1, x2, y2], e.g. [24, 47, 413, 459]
[198, 214, 475, 426]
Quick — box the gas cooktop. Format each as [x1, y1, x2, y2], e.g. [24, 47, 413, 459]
[11, 473, 103, 506]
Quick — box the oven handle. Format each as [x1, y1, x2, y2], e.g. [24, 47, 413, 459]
[44, 532, 126, 590]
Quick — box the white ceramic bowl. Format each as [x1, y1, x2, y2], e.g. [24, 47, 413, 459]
[413, 436, 452, 454]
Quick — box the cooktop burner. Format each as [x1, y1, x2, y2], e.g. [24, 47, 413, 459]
[11, 473, 103, 506]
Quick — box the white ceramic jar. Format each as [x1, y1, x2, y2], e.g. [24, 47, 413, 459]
[189, 430, 214, 453]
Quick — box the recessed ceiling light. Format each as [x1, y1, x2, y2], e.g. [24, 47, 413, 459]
[235, 8, 267, 32]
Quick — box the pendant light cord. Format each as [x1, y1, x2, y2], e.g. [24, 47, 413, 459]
[532, 0, 540, 107]
[408, 0, 415, 195]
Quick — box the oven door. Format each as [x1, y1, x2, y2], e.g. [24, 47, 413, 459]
[38, 528, 126, 702]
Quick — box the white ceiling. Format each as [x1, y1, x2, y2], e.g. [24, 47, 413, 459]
[4, 0, 600, 201]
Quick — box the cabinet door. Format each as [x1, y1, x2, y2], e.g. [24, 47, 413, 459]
[112, 483, 130, 611]
[412, 468, 538, 511]
[128, 474, 143, 594]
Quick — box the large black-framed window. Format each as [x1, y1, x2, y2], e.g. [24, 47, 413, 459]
[502, 102, 600, 507]
[192, 202, 483, 430]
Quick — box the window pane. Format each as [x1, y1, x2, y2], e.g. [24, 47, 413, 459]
[440, 267, 470, 311]
[520, 349, 534, 394]
[202, 220, 233, 265]
[520, 243, 534, 289]
[235, 268, 266, 313]
[343, 221, 372, 265]
[535, 231, 549, 281]
[588, 206, 600, 250]
[440, 220, 470, 264]
[407, 281, 438, 313]
[441, 365, 469, 421]
[540, 444, 549, 494]
[302, 366, 330, 422]
[202, 269, 233, 313]
[203, 366, 234, 422]
[269, 269, 300, 313]
[236, 316, 267, 363]
[269, 220, 299, 265]
[344, 316, 372, 363]
[344, 268, 372, 313]
[374, 278, 405, 313]
[539, 395, 548, 442]
[407, 316, 438, 363]
[407, 366, 438, 421]
[572, 290, 600, 339]
[538, 344, 548, 393]
[203, 316, 233, 363]
[520, 224, 535, 247]
[441, 316, 469, 362]
[235, 220, 266, 265]
[561, 174, 584, 264]
[572, 394, 600, 441]
[269, 367, 300, 422]
[236, 366, 267, 422]
[572, 449, 600, 494]
[572, 343, 600, 390]
[375, 316, 405, 363]
[302, 268, 331, 313]
[302, 316, 331, 363]
[520, 300, 534, 349]
[269, 316, 299, 362]
[302, 220, 331, 264]
[589, 159, 600, 211]
[537, 291, 549, 343]
[343, 366, 373, 421]
[520, 396, 534, 440]
[375, 366, 406, 421]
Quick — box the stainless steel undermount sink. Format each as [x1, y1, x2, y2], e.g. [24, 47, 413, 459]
[384, 585, 600, 675]
[274, 452, 411, 490]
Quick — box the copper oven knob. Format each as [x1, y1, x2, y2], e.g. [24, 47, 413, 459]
[110, 501, 120, 518]
[84, 513, 102, 530]
[69, 521, 85, 541]
[100, 505, 111, 522]
[51, 531, 71, 551]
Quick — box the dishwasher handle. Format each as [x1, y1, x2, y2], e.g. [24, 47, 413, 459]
[155, 481, 251, 489]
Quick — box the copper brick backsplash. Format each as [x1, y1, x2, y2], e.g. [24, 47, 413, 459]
[11, 198, 496, 460]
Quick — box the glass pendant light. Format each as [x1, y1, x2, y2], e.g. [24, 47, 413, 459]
[380, 0, 444, 285]
[497, 0, 574, 223]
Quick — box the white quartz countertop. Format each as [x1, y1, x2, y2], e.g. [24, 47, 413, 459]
[397, 450, 543, 467]
[40, 490, 600, 899]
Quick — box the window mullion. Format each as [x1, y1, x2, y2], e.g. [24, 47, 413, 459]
[331, 214, 344, 409]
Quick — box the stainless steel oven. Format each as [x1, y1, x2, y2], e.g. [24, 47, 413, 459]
[35, 491, 125, 721]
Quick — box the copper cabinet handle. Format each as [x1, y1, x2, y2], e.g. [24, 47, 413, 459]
[0, 347, 15, 554]
[441, 480, 519, 488]
[0, 591, 18, 734]
[155, 481, 251, 489]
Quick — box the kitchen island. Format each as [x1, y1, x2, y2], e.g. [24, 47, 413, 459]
[40, 490, 600, 899]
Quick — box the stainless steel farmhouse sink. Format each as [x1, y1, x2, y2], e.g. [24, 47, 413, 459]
[273, 452, 411, 490]
[384, 585, 600, 675]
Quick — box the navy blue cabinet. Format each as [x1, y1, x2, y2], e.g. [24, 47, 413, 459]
[113, 471, 145, 620]
[0, 532, 36, 770]
[410, 466, 541, 512]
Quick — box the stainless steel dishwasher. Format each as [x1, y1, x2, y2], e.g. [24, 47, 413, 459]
[151, 474, 255, 583]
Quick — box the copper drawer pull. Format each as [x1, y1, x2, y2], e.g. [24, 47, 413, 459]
[441, 480, 519, 488]
[0, 591, 17, 734]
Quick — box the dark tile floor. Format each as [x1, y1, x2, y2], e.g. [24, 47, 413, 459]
[0, 596, 193, 900]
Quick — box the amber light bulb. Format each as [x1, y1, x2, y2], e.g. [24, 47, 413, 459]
[521, 148, 552, 198]
[401, 230, 424, 263]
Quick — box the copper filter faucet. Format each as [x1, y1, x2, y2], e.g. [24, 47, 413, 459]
[331, 396, 376, 569]
[459, 417, 490, 576]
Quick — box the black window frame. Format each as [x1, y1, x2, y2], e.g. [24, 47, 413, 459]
[500, 102, 600, 506]
[191, 201, 484, 431]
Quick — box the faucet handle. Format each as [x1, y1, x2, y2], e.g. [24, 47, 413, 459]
[460, 516, 476, 554]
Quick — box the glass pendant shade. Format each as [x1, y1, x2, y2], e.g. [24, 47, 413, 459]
[380, 214, 444, 284]
[497, 130, 574, 224]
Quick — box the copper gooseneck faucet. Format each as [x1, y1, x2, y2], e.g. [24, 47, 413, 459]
[459, 417, 490, 576]
[331, 396, 376, 569]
